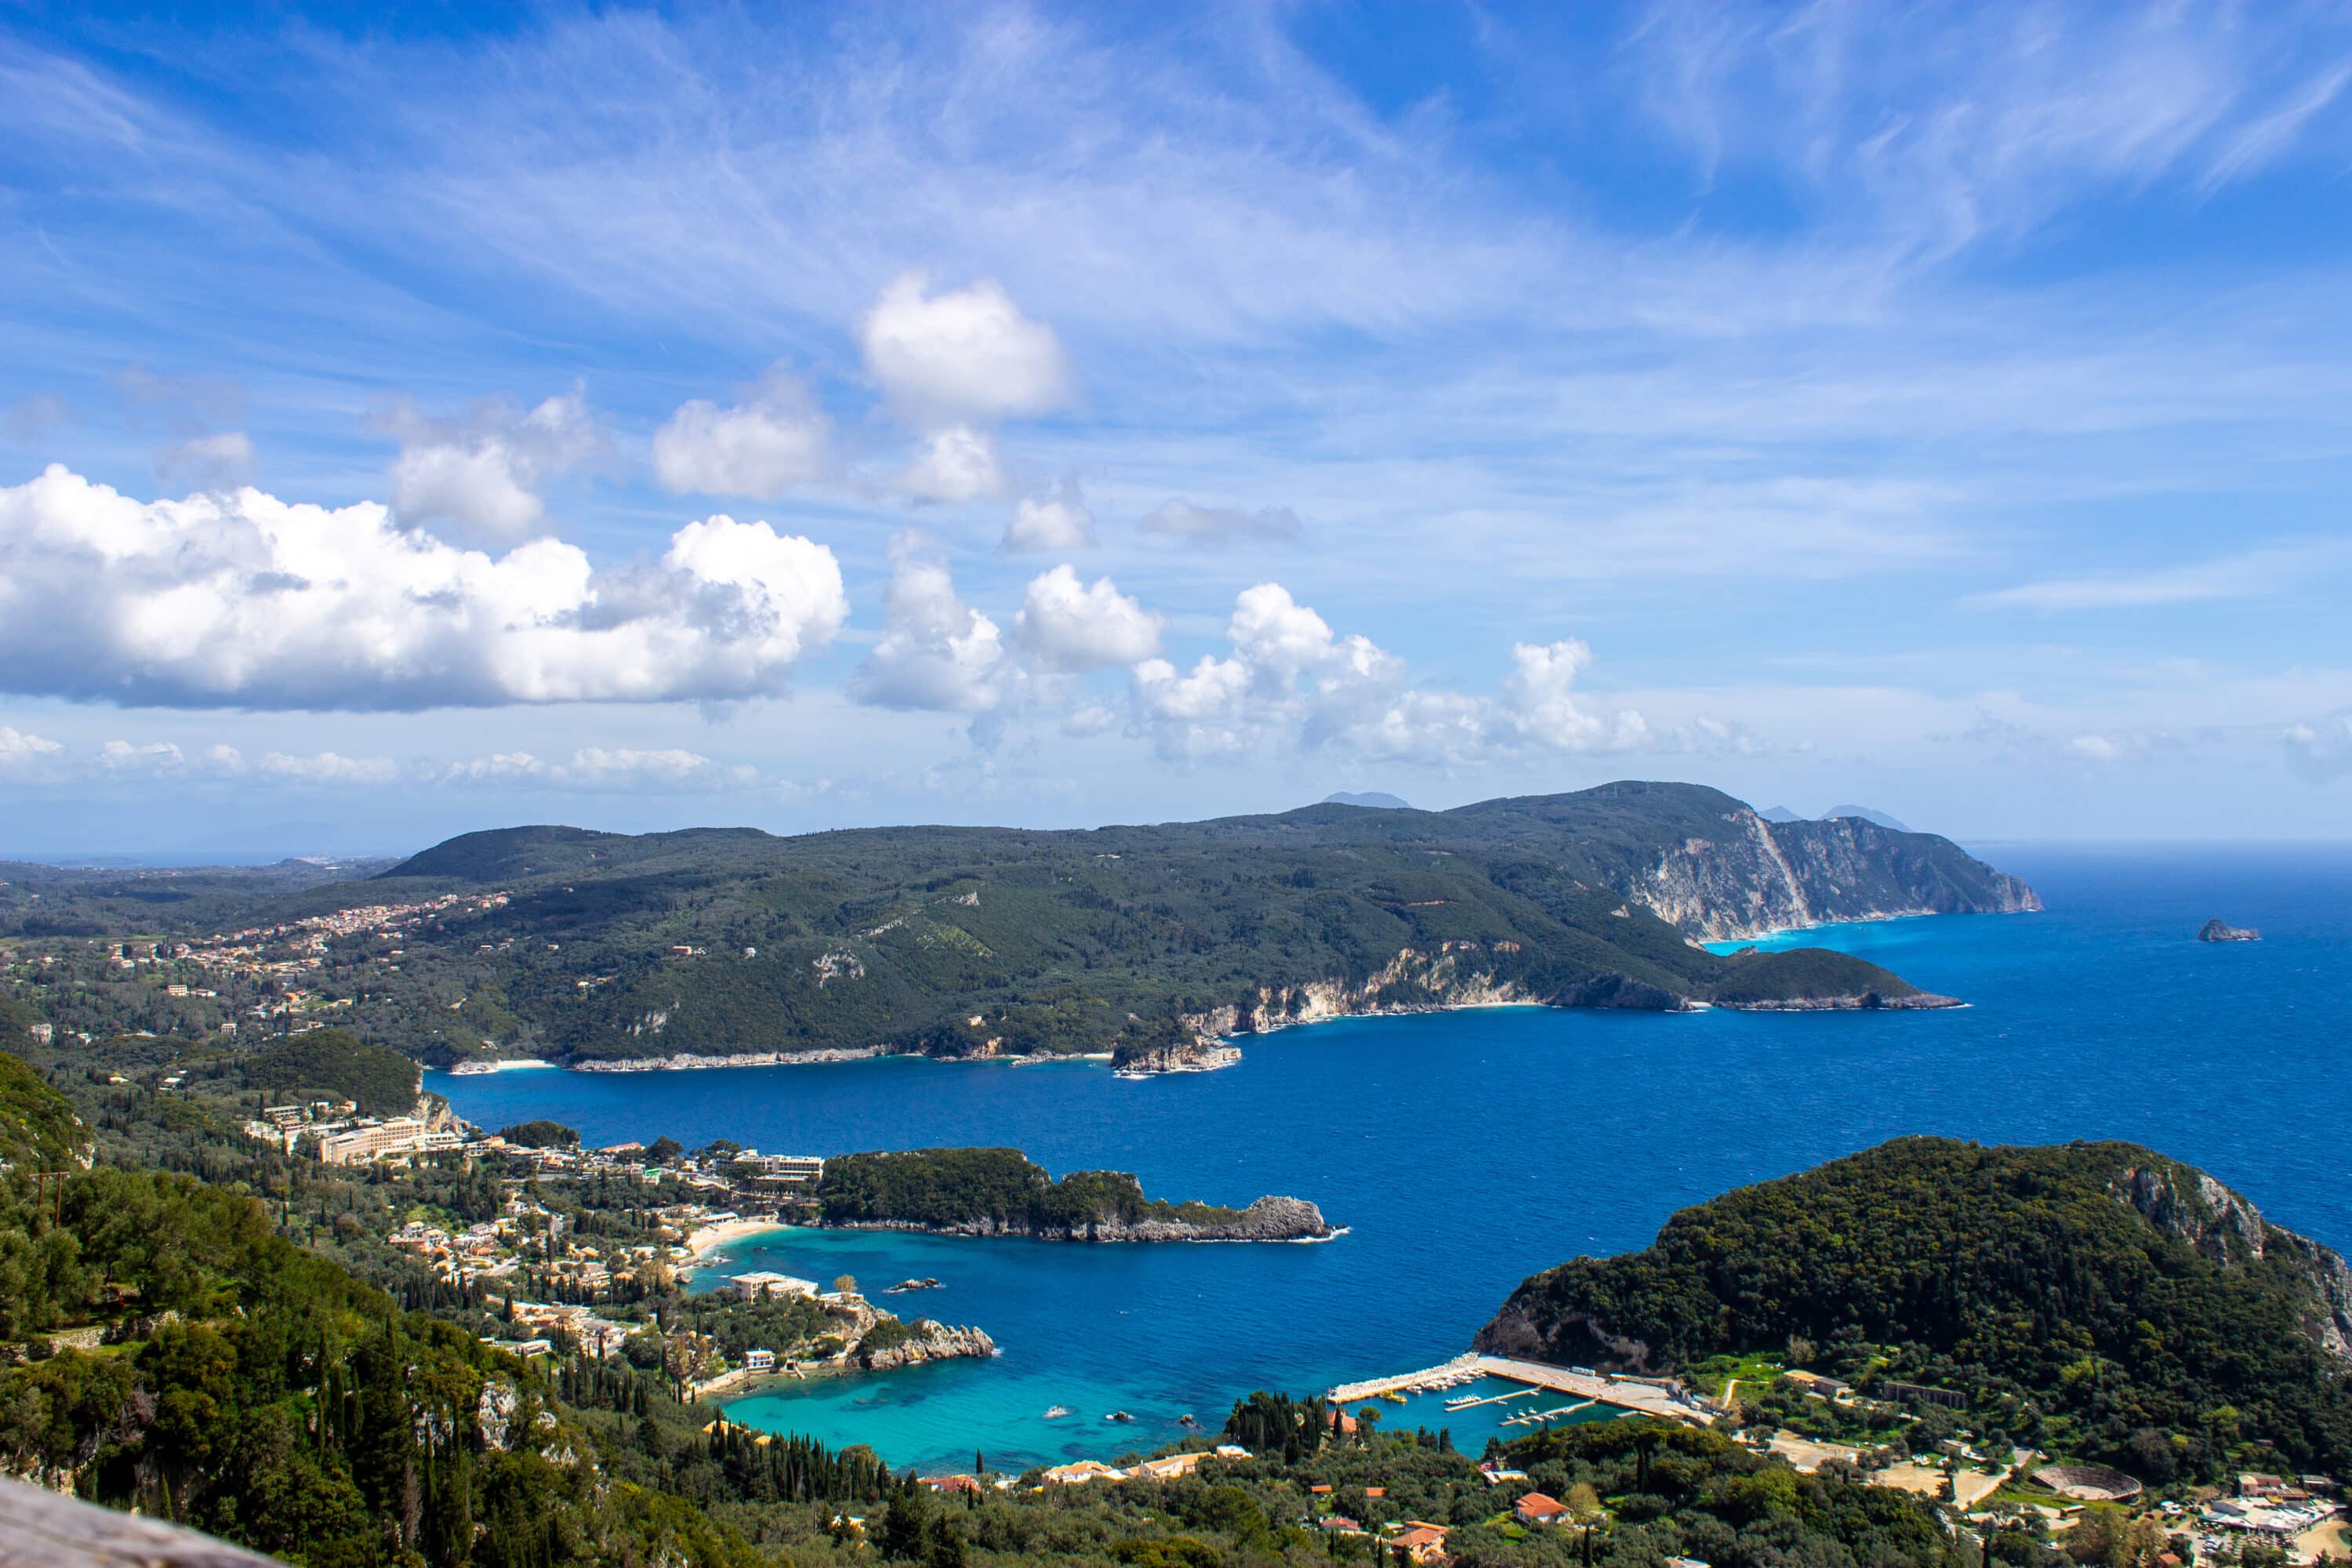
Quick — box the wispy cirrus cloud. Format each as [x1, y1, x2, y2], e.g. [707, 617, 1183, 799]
[1965, 543, 2351, 612]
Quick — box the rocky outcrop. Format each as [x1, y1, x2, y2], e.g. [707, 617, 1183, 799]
[2113, 1159, 2352, 1365]
[2198, 919, 2260, 942]
[1622, 808, 2040, 942]
[1206, 946, 1532, 1035]
[1472, 1297, 1664, 1375]
[858, 1322, 996, 1370]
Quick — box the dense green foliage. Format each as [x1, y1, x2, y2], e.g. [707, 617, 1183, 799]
[4, 1050, 2289, 1568]
[499, 1119, 579, 1149]
[816, 1148, 1249, 1232]
[3, 785, 2031, 1069]
[244, 1029, 421, 1116]
[1481, 1136, 2352, 1479]
[0, 1047, 85, 1169]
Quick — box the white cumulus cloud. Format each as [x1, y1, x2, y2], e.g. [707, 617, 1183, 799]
[257, 750, 398, 784]
[652, 368, 831, 499]
[858, 272, 1072, 427]
[0, 726, 66, 775]
[0, 465, 848, 710]
[1004, 481, 1097, 552]
[897, 426, 1007, 503]
[381, 389, 607, 546]
[441, 746, 748, 790]
[1127, 582, 1644, 764]
[1014, 566, 1163, 673]
[848, 534, 1011, 713]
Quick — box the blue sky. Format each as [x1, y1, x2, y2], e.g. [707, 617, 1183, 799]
[3, 1, 2350, 855]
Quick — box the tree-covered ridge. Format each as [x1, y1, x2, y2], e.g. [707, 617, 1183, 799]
[2, 783, 2030, 1070]
[0, 1048, 85, 1171]
[816, 1148, 1307, 1235]
[1476, 1135, 2352, 1479]
[243, 1029, 423, 1116]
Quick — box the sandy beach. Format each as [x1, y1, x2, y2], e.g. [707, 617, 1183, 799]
[685, 1218, 791, 1263]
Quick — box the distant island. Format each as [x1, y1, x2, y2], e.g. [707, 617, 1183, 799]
[1321, 790, 1414, 810]
[1475, 1135, 2352, 1477]
[813, 1147, 1334, 1241]
[0, 780, 2039, 1076]
[2198, 918, 2261, 942]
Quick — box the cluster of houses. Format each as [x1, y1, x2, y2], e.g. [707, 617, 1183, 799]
[1033, 1449, 1254, 1487]
[2196, 1472, 2339, 1548]
[187, 891, 513, 981]
[485, 1298, 643, 1362]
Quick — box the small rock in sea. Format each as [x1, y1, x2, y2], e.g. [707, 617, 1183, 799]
[2197, 919, 2260, 942]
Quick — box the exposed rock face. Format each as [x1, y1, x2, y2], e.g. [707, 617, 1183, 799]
[1213, 946, 1531, 1033]
[1623, 809, 2040, 942]
[2113, 1159, 2352, 1365]
[833, 1194, 1334, 1243]
[2197, 919, 2261, 942]
[477, 1379, 519, 1450]
[858, 1322, 997, 1370]
[1472, 1297, 1664, 1375]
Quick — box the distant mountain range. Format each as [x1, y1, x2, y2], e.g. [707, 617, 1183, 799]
[2, 782, 2038, 1074]
[1759, 803, 1911, 832]
[355, 781, 2033, 1068]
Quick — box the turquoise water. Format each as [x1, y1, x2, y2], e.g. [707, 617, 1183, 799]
[434, 844, 2352, 1475]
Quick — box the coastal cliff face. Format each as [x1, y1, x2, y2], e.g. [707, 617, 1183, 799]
[1618, 808, 2042, 942]
[1182, 947, 1537, 1043]
[2114, 1158, 2352, 1365]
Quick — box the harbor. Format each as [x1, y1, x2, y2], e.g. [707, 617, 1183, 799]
[1329, 1352, 1713, 1427]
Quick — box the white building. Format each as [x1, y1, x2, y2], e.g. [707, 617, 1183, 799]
[724, 1271, 818, 1301]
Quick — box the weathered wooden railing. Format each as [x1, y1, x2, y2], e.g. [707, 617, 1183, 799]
[0, 1479, 280, 1566]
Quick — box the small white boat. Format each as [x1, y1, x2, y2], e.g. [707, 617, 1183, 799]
[1044, 1406, 1073, 1419]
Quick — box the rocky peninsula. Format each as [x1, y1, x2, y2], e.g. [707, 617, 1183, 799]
[814, 1147, 1335, 1241]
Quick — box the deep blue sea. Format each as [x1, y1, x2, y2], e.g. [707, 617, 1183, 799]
[432, 845, 2352, 1475]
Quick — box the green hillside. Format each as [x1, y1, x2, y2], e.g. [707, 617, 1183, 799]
[1, 782, 2035, 1069]
[1476, 1136, 2352, 1479]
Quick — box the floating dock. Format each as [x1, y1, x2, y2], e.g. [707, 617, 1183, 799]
[1329, 1354, 1709, 1425]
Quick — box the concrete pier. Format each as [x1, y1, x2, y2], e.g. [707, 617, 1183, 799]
[1328, 1354, 1709, 1425]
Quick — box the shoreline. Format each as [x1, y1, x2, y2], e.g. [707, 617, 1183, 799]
[684, 1218, 796, 1263]
[438, 1048, 1117, 1079]
[1700, 904, 2038, 952]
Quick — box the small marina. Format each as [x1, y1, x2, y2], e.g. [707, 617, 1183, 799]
[1330, 1352, 1712, 1426]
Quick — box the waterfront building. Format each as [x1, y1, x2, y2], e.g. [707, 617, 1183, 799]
[1042, 1461, 1127, 1486]
[743, 1348, 775, 1372]
[725, 1270, 818, 1301]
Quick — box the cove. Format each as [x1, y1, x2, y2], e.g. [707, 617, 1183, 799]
[434, 844, 2352, 1474]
